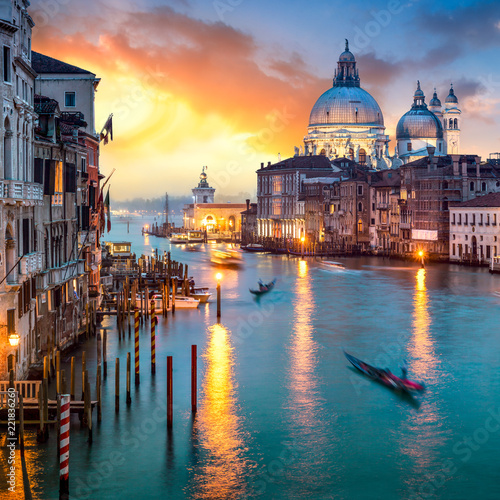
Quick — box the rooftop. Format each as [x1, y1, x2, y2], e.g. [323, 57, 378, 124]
[451, 192, 500, 208]
[31, 51, 95, 75]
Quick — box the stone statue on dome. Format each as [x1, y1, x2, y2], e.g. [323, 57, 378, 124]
[294, 146, 299, 156]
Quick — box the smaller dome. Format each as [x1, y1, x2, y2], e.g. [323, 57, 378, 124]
[414, 81, 424, 98]
[445, 85, 458, 104]
[429, 89, 441, 107]
[339, 39, 355, 62]
[396, 109, 443, 140]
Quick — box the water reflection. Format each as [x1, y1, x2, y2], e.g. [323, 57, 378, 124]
[191, 323, 251, 499]
[399, 268, 444, 495]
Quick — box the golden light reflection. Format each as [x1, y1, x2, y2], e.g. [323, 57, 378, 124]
[288, 259, 320, 429]
[193, 324, 251, 499]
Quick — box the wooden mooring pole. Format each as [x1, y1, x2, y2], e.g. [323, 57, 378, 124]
[167, 356, 173, 428]
[115, 358, 120, 413]
[191, 345, 197, 413]
[135, 308, 140, 386]
[126, 352, 132, 406]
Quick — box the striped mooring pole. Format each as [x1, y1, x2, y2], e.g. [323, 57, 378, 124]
[135, 307, 140, 385]
[151, 301, 156, 375]
[59, 394, 71, 500]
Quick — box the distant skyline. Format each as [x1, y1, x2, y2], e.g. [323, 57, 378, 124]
[30, 0, 500, 200]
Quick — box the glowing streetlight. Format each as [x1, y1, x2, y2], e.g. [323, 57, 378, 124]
[300, 234, 305, 258]
[418, 250, 425, 268]
[8, 333, 20, 347]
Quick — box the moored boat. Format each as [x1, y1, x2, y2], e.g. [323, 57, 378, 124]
[169, 234, 188, 244]
[190, 287, 211, 303]
[344, 351, 425, 393]
[242, 243, 266, 252]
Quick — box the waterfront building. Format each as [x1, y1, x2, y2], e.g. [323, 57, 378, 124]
[449, 192, 500, 265]
[300, 40, 392, 170]
[31, 52, 103, 314]
[256, 155, 334, 239]
[183, 168, 246, 235]
[240, 199, 257, 245]
[303, 176, 337, 243]
[0, 1, 42, 379]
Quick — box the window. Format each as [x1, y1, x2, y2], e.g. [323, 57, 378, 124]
[81, 157, 87, 173]
[470, 181, 474, 192]
[358, 202, 362, 212]
[51, 161, 63, 205]
[464, 213, 468, 225]
[357, 185, 363, 196]
[452, 213, 455, 224]
[359, 149, 366, 164]
[407, 142, 412, 152]
[452, 243, 455, 256]
[482, 182, 486, 191]
[3, 45, 11, 82]
[65, 92, 76, 107]
[357, 219, 363, 233]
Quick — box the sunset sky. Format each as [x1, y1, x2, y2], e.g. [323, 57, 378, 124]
[30, 0, 500, 201]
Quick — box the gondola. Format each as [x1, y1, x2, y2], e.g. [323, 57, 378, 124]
[249, 279, 276, 295]
[344, 351, 425, 393]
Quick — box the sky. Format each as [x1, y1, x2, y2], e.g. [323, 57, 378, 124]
[30, 0, 500, 201]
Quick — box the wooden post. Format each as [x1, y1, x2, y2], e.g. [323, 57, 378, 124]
[126, 352, 131, 406]
[145, 286, 149, 320]
[151, 302, 156, 375]
[81, 351, 86, 401]
[70, 357, 75, 401]
[103, 330, 107, 378]
[84, 375, 92, 444]
[19, 393, 24, 456]
[96, 330, 102, 366]
[43, 355, 49, 380]
[171, 278, 176, 314]
[61, 369, 67, 395]
[59, 394, 71, 500]
[48, 350, 53, 380]
[115, 358, 120, 413]
[86, 302, 90, 339]
[166, 279, 170, 310]
[43, 378, 49, 437]
[167, 356, 173, 428]
[191, 345, 197, 413]
[135, 308, 140, 386]
[9, 369, 14, 389]
[96, 365, 102, 423]
[217, 280, 221, 320]
[37, 382, 45, 443]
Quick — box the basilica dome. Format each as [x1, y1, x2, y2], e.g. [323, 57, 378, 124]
[396, 82, 443, 140]
[308, 40, 384, 128]
[309, 86, 384, 127]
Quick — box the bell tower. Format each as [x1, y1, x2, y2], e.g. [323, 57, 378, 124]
[192, 166, 215, 204]
[443, 85, 461, 154]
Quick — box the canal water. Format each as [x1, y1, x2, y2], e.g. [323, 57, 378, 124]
[5, 217, 500, 499]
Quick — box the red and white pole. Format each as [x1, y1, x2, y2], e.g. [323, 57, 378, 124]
[59, 394, 70, 500]
[151, 301, 156, 375]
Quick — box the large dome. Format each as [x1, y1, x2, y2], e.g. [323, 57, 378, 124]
[309, 86, 384, 127]
[396, 109, 443, 139]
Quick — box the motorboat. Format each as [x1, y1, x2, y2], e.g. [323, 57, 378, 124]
[242, 243, 266, 252]
[210, 249, 243, 267]
[187, 230, 205, 243]
[169, 234, 188, 244]
[170, 296, 200, 309]
[190, 287, 212, 303]
[320, 260, 346, 270]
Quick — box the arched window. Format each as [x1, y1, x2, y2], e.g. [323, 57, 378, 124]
[454, 118, 458, 129]
[358, 202, 363, 212]
[449, 119, 453, 129]
[3, 117, 13, 179]
[5, 224, 15, 284]
[228, 215, 236, 232]
[443, 198, 448, 211]
[320, 149, 326, 156]
[443, 119, 446, 129]
[470, 181, 474, 192]
[482, 182, 486, 191]
[349, 148, 354, 161]
[357, 219, 363, 234]
[443, 181, 448, 189]
[359, 148, 366, 164]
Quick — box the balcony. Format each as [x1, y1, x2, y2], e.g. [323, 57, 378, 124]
[0, 180, 43, 202]
[400, 222, 411, 229]
[47, 260, 86, 286]
[20, 252, 43, 276]
[376, 202, 389, 210]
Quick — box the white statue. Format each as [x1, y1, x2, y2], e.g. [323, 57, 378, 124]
[294, 146, 299, 156]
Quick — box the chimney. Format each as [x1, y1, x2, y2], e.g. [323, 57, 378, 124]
[260, 162, 264, 169]
[451, 154, 460, 176]
[476, 159, 480, 178]
[267, 161, 271, 167]
[246, 199, 250, 211]
[461, 158, 468, 178]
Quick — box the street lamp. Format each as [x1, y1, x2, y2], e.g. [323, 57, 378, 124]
[216, 273, 222, 320]
[300, 235, 305, 259]
[8, 333, 20, 347]
[418, 250, 425, 268]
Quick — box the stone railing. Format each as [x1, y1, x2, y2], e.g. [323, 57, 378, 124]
[20, 251, 43, 276]
[0, 180, 43, 202]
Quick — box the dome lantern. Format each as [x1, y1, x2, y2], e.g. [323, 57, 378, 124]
[445, 84, 458, 104]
